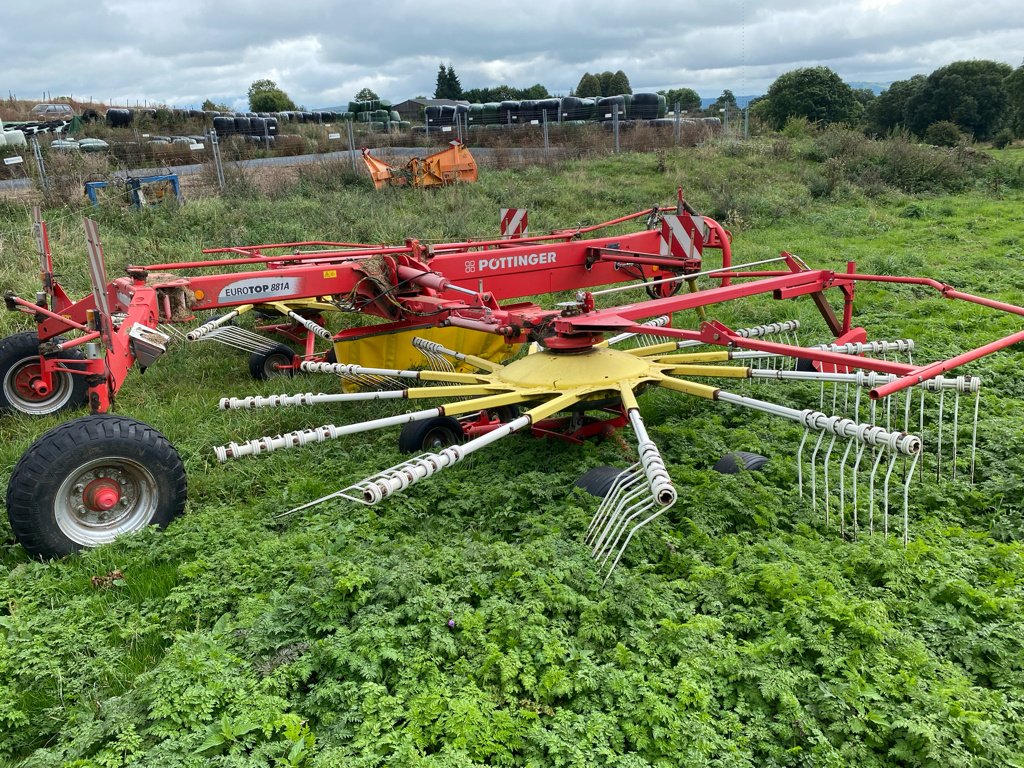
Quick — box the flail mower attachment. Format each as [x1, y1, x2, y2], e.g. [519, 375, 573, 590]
[362, 142, 478, 190]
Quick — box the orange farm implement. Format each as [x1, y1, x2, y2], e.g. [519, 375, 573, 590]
[361, 141, 478, 189]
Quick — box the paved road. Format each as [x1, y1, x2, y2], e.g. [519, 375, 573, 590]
[0, 146, 559, 193]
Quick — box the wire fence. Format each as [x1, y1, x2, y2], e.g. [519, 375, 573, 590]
[0, 106, 727, 207]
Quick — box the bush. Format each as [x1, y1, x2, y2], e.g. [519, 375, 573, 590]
[992, 128, 1015, 149]
[924, 120, 964, 147]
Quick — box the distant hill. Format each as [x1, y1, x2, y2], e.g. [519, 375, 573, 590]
[699, 95, 761, 109]
[697, 81, 889, 110]
[847, 81, 890, 95]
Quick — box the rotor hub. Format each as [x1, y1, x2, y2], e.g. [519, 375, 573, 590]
[494, 347, 653, 390]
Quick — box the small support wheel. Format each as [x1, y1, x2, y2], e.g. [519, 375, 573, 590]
[713, 451, 769, 474]
[6, 415, 187, 559]
[575, 466, 628, 498]
[0, 332, 88, 416]
[398, 416, 464, 453]
[249, 344, 297, 380]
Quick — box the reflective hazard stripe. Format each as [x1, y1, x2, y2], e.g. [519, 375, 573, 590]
[500, 208, 528, 239]
[660, 213, 705, 259]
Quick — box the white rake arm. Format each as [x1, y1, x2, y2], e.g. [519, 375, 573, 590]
[730, 338, 915, 361]
[749, 369, 981, 392]
[219, 389, 408, 410]
[301, 360, 486, 383]
[213, 405, 446, 461]
[716, 391, 922, 455]
[185, 305, 253, 341]
[347, 415, 532, 505]
[269, 304, 333, 340]
[625, 320, 801, 357]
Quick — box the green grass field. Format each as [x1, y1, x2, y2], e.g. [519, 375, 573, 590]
[1, 133, 1023, 766]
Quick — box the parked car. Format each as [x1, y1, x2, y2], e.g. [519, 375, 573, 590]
[29, 103, 75, 120]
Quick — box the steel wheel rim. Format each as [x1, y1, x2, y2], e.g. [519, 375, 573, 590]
[423, 425, 458, 450]
[55, 456, 159, 545]
[264, 352, 291, 378]
[3, 355, 74, 415]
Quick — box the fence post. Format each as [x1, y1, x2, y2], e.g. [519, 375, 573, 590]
[744, 107, 749, 140]
[542, 109, 549, 153]
[30, 137, 48, 193]
[613, 103, 620, 154]
[209, 129, 226, 191]
[346, 121, 357, 172]
[674, 102, 681, 146]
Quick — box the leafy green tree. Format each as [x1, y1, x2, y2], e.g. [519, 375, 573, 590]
[659, 87, 701, 111]
[201, 98, 231, 112]
[609, 70, 632, 95]
[905, 60, 1013, 140]
[862, 75, 925, 136]
[575, 73, 602, 98]
[852, 88, 876, 108]
[247, 79, 296, 112]
[760, 67, 858, 129]
[924, 120, 964, 146]
[355, 87, 380, 102]
[598, 71, 615, 97]
[1002, 64, 1024, 136]
[521, 83, 550, 99]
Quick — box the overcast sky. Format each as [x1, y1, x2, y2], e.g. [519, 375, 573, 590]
[3, 0, 1022, 110]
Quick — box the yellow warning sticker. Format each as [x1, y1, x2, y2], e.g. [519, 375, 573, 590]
[323, 269, 337, 279]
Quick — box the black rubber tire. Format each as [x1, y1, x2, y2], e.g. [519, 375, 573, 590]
[491, 404, 520, 422]
[575, 465, 628, 498]
[713, 451, 769, 474]
[0, 332, 89, 416]
[6, 415, 187, 559]
[398, 416, 464, 453]
[248, 344, 296, 380]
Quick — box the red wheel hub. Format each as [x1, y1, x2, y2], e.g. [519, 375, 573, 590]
[83, 479, 122, 511]
[13, 362, 50, 399]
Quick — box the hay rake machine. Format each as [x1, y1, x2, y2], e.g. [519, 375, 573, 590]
[2, 195, 1021, 577]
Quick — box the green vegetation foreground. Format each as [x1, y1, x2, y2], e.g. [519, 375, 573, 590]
[1, 133, 1023, 766]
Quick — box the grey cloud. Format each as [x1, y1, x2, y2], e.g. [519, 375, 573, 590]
[3, 0, 1022, 108]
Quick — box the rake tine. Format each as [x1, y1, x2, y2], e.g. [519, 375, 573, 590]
[796, 428, 810, 497]
[868, 447, 886, 534]
[585, 464, 641, 542]
[601, 502, 662, 586]
[970, 385, 980, 483]
[838, 437, 855, 537]
[952, 383, 961, 481]
[823, 432, 839, 529]
[809, 430, 827, 511]
[883, 451, 899, 539]
[919, 385, 927, 482]
[851, 442, 868, 536]
[590, 480, 649, 558]
[903, 452, 920, 546]
[936, 387, 945, 480]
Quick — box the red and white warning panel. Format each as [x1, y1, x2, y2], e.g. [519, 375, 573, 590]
[660, 212, 708, 260]
[500, 208, 529, 239]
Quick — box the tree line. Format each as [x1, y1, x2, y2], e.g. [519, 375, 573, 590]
[237, 57, 1024, 146]
[752, 60, 1023, 145]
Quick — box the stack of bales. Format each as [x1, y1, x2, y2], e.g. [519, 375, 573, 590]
[348, 99, 408, 132]
[0, 119, 28, 148]
[210, 114, 280, 144]
[424, 104, 468, 131]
